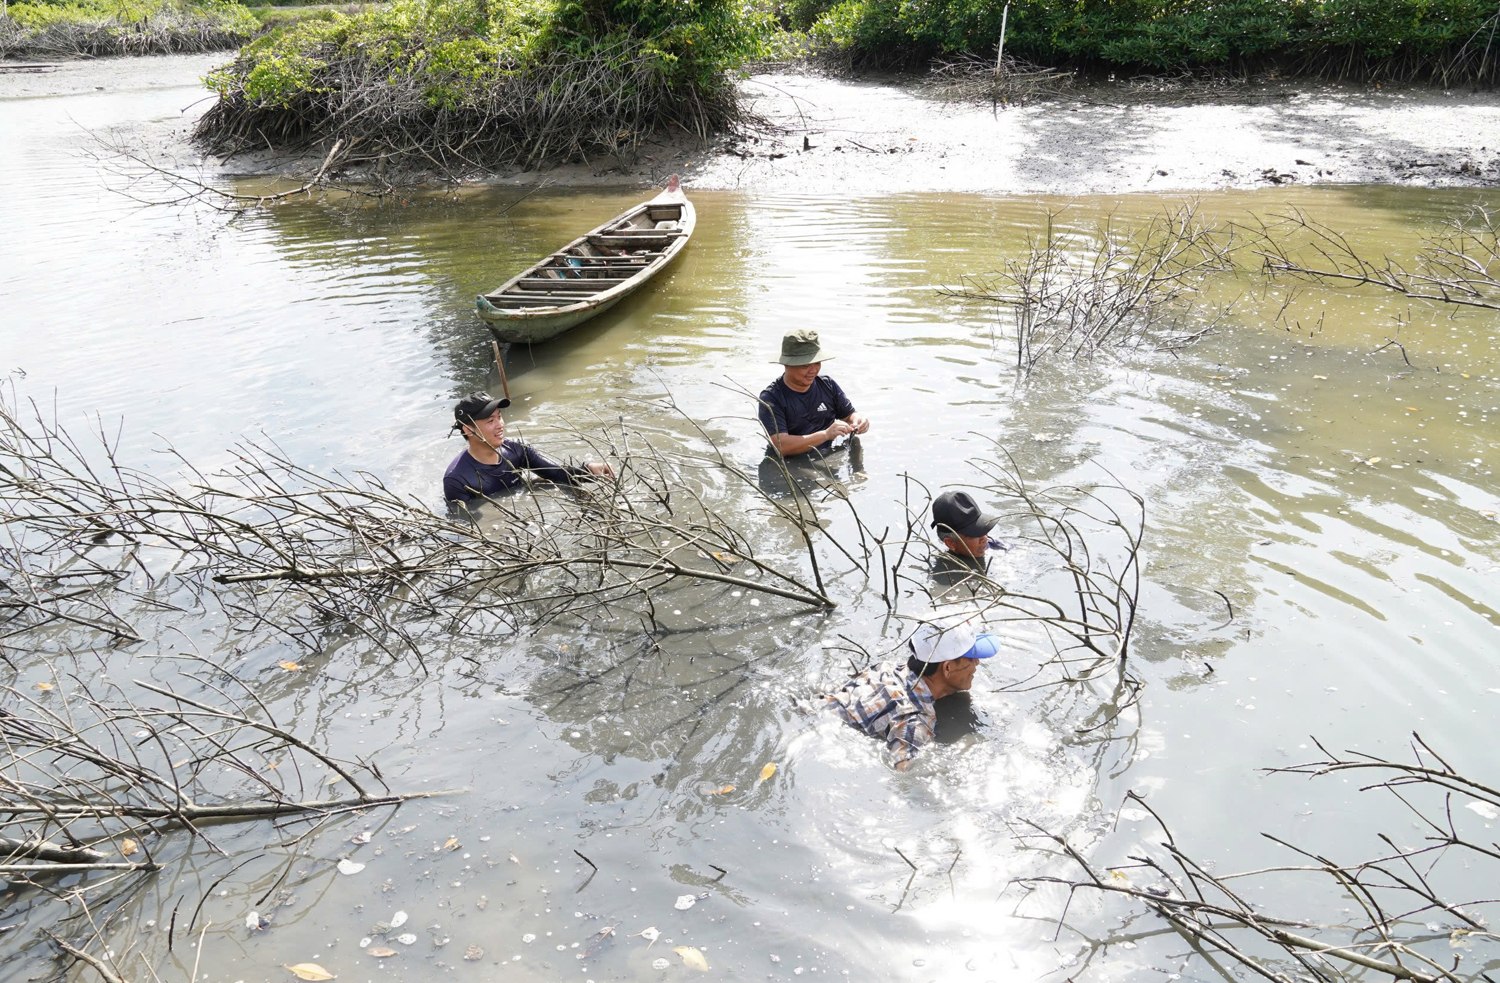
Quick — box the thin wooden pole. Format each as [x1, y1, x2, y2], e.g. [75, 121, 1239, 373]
[994, 1, 1011, 78]
[490, 339, 511, 404]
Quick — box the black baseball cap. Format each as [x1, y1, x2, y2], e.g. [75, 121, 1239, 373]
[454, 390, 510, 426]
[931, 490, 999, 539]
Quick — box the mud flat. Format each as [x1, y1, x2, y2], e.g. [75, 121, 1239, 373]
[608, 72, 1500, 194]
[9, 54, 1500, 193]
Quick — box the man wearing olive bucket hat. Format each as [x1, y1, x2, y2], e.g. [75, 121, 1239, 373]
[757, 329, 870, 457]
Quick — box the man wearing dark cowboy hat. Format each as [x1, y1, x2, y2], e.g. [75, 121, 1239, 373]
[442, 391, 613, 508]
[757, 329, 870, 457]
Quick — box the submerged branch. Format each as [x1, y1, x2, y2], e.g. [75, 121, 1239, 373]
[1015, 735, 1500, 983]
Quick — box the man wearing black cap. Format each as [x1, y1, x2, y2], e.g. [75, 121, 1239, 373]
[929, 489, 1005, 591]
[757, 329, 870, 457]
[442, 392, 613, 508]
[931, 490, 1002, 560]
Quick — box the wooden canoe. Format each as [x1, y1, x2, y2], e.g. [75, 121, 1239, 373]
[475, 176, 695, 345]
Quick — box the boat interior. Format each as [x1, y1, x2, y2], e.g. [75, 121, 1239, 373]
[486, 201, 688, 310]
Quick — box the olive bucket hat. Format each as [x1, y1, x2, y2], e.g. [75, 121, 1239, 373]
[774, 329, 834, 366]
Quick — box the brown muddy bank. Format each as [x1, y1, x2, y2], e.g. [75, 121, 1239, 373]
[10, 54, 1500, 193]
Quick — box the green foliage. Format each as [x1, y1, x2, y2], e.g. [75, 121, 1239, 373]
[213, 0, 767, 110]
[807, 0, 1500, 75]
[250, 3, 367, 32]
[5, 0, 254, 31]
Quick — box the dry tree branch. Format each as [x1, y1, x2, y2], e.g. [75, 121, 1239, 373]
[944, 203, 1240, 375]
[1244, 206, 1500, 313]
[1013, 735, 1500, 983]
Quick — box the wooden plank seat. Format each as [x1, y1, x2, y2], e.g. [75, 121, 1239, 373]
[517, 277, 631, 288]
[496, 292, 599, 303]
[588, 234, 681, 249]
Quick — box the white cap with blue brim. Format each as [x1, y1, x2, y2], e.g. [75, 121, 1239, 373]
[910, 620, 1000, 664]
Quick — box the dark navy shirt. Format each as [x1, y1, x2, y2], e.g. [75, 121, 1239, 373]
[756, 376, 855, 453]
[442, 442, 587, 503]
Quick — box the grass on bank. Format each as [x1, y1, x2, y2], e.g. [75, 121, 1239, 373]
[0, 0, 255, 57]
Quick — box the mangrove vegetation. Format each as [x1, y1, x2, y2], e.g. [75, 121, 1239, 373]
[0, 0, 254, 57]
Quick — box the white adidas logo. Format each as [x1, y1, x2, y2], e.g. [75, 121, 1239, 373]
[816, 403, 828, 411]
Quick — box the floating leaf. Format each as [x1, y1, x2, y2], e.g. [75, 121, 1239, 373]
[443, 837, 460, 851]
[508, 853, 521, 865]
[1366, 457, 1382, 465]
[1465, 800, 1499, 820]
[1312, 374, 1328, 380]
[336, 858, 365, 876]
[711, 785, 735, 795]
[674, 946, 709, 970]
[389, 911, 407, 929]
[581, 924, 618, 957]
[120, 838, 139, 857]
[759, 763, 777, 782]
[365, 946, 396, 958]
[674, 894, 697, 910]
[284, 965, 335, 981]
[35, 682, 54, 692]
[631, 926, 661, 946]
[278, 661, 303, 672]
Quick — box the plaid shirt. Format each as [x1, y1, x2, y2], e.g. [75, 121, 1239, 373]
[822, 662, 936, 769]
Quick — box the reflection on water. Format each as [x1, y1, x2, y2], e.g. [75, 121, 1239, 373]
[1, 71, 1498, 983]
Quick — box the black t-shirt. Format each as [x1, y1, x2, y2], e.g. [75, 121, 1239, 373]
[756, 376, 855, 453]
[442, 442, 586, 504]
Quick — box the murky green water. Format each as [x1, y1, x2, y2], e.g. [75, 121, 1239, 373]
[2, 68, 1498, 983]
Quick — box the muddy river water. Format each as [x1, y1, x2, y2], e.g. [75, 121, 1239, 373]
[2, 65, 1498, 983]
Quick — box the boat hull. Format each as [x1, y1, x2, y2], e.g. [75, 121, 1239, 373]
[482, 294, 628, 344]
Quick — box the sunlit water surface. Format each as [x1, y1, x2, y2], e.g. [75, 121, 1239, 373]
[1, 68, 1498, 983]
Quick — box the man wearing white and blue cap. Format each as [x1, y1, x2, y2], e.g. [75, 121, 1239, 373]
[821, 619, 1000, 770]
